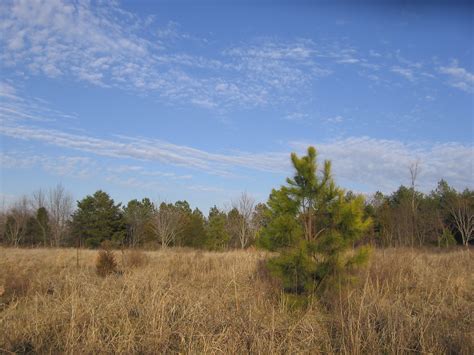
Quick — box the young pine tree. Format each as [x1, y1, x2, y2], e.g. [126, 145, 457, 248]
[205, 206, 230, 251]
[259, 146, 372, 295]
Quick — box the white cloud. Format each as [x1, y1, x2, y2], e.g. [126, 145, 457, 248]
[0, 82, 76, 123]
[0, 151, 95, 179]
[290, 138, 473, 193]
[0, 1, 332, 111]
[0, 81, 20, 100]
[155, 20, 201, 43]
[337, 58, 360, 64]
[325, 115, 344, 124]
[2, 119, 472, 194]
[108, 165, 192, 180]
[1, 83, 471, 193]
[391, 66, 415, 81]
[0, 122, 289, 176]
[2, 0, 468, 114]
[369, 50, 382, 58]
[4, 1, 452, 112]
[439, 61, 474, 93]
[284, 112, 309, 122]
[221, 39, 331, 106]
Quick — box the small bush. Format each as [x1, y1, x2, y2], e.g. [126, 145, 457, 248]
[0, 272, 30, 306]
[96, 243, 118, 277]
[125, 249, 148, 268]
[255, 258, 281, 298]
[86, 237, 102, 249]
[439, 230, 457, 247]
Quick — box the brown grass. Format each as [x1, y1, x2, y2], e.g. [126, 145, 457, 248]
[0, 247, 472, 354]
[124, 249, 149, 268]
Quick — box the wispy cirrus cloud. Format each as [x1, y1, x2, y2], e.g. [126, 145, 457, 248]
[0, 151, 95, 179]
[108, 165, 192, 180]
[391, 66, 415, 81]
[0, 1, 330, 111]
[0, 122, 289, 176]
[0, 81, 77, 123]
[1, 76, 472, 194]
[439, 60, 474, 93]
[325, 115, 345, 124]
[2, 118, 472, 193]
[284, 112, 310, 122]
[0, 81, 21, 101]
[2, 0, 469, 116]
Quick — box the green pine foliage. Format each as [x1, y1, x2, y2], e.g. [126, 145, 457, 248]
[257, 213, 303, 251]
[259, 146, 372, 295]
[123, 198, 155, 247]
[71, 190, 126, 248]
[205, 206, 230, 251]
[439, 229, 457, 247]
[24, 207, 51, 246]
[181, 208, 207, 248]
[256, 188, 303, 251]
[267, 241, 313, 294]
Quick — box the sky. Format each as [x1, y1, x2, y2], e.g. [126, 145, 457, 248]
[0, 0, 473, 212]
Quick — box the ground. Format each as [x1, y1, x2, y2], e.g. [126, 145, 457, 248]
[0, 247, 473, 354]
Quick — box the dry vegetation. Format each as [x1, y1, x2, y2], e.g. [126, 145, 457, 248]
[0, 247, 472, 354]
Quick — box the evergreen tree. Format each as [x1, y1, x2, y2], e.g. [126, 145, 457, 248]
[205, 206, 229, 250]
[123, 198, 155, 247]
[25, 207, 51, 246]
[25, 216, 41, 245]
[226, 207, 243, 248]
[260, 146, 372, 294]
[252, 202, 270, 231]
[36, 207, 51, 245]
[71, 190, 126, 248]
[174, 200, 192, 215]
[257, 187, 302, 251]
[173, 200, 193, 246]
[181, 208, 207, 248]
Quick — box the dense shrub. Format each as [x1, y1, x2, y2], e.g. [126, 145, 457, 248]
[96, 243, 118, 277]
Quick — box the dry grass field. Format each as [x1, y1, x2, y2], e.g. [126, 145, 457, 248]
[0, 247, 473, 354]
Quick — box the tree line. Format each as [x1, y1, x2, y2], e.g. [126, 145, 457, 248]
[1, 167, 472, 250]
[0, 185, 263, 249]
[365, 180, 473, 247]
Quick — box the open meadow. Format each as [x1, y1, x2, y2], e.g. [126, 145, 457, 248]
[0, 247, 472, 354]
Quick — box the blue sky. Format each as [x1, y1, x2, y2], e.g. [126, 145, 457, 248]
[1, 0, 473, 212]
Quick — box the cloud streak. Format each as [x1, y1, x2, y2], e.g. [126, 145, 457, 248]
[0, 151, 95, 179]
[439, 61, 474, 93]
[1, 119, 472, 193]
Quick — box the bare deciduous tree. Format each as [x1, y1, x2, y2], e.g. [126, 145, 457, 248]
[32, 188, 47, 211]
[150, 203, 183, 248]
[5, 196, 30, 246]
[447, 194, 473, 246]
[409, 160, 421, 246]
[47, 184, 73, 247]
[0, 216, 4, 242]
[124, 198, 155, 247]
[232, 192, 255, 248]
